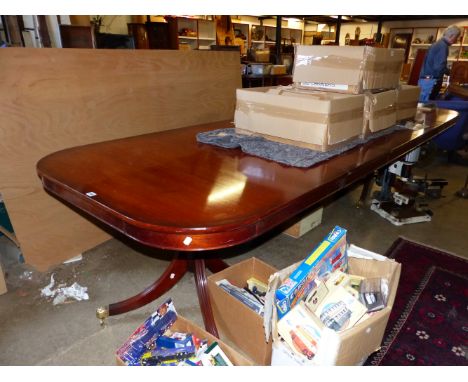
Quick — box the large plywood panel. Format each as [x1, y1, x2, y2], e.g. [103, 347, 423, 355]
[0, 48, 241, 271]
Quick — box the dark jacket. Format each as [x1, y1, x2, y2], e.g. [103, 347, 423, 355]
[420, 38, 450, 80]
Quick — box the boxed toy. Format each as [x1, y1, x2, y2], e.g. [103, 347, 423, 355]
[396, 84, 421, 122]
[293, 45, 405, 94]
[234, 86, 364, 152]
[115, 298, 253, 366]
[315, 285, 368, 331]
[268, 244, 401, 365]
[276, 301, 324, 360]
[275, 226, 348, 319]
[362, 89, 397, 138]
[215, 279, 265, 315]
[207, 257, 278, 365]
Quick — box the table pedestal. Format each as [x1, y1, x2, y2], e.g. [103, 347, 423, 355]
[96, 253, 228, 337]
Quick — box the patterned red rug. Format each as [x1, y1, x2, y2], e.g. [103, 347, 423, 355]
[366, 238, 468, 366]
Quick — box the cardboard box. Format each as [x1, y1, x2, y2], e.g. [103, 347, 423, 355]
[283, 207, 323, 238]
[234, 86, 364, 152]
[396, 84, 421, 121]
[363, 89, 397, 137]
[269, 245, 401, 366]
[270, 65, 287, 75]
[293, 45, 405, 94]
[207, 257, 278, 365]
[116, 302, 253, 366]
[255, 49, 270, 63]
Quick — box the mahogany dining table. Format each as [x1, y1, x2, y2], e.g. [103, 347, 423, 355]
[36, 108, 458, 337]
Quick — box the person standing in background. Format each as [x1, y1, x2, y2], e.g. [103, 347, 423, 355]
[420, 25, 462, 100]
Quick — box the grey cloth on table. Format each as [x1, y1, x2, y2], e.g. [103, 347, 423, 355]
[196, 125, 406, 168]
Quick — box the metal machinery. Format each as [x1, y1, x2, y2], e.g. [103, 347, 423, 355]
[370, 147, 448, 225]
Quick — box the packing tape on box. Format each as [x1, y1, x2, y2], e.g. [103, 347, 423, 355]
[364, 104, 397, 119]
[236, 99, 363, 124]
[295, 53, 402, 74]
[362, 60, 403, 74]
[397, 101, 419, 110]
[364, 93, 380, 107]
[362, 65, 402, 91]
[362, 47, 403, 74]
[268, 87, 338, 101]
[361, 49, 402, 90]
[295, 54, 363, 69]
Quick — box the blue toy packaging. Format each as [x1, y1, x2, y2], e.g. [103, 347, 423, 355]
[275, 226, 348, 319]
[116, 298, 177, 365]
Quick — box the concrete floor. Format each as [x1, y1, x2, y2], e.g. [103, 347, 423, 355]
[0, 154, 467, 366]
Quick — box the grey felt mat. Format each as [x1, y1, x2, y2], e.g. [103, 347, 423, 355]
[196, 125, 406, 168]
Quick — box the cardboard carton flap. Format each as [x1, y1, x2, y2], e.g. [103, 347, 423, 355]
[264, 261, 301, 342]
[236, 99, 363, 125]
[207, 257, 277, 365]
[347, 244, 390, 261]
[397, 85, 421, 104]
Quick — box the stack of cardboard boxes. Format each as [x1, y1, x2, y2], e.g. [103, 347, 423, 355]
[235, 45, 421, 151]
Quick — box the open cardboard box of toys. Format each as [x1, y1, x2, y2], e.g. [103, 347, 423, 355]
[115, 298, 253, 366]
[116, 226, 400, 366]
[207, 226, 401, 366]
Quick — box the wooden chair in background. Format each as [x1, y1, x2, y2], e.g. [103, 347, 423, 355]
[59, 25, 95, 48]
[450, 61, 468, 84]
[400, 63, 412, 82]
[408, 49, 427, 86]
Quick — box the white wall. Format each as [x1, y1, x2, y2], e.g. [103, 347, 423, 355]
[46, 15, 63, 47]
[304, 23, 318, 32]
[98, 16, 133, 35]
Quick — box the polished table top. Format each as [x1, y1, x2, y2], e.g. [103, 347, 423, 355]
[37, 109, 458, 253]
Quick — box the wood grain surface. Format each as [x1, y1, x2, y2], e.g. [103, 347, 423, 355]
[0, 262, 7, 295]
[37, 110, 458, 252]
[0, 48, 241, 271]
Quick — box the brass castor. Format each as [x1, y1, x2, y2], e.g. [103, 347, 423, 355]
[96, 306, 109, 326]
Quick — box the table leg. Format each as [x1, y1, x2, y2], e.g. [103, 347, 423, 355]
[193, 258, 219, 338]
[103, 255, 189, 317]
[96, 253, 223, 338]
[205, 258, 229, 273]
[357, 174, 375, 208]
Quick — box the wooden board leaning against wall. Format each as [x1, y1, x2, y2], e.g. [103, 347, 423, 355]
[0, 48, 241, 271]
